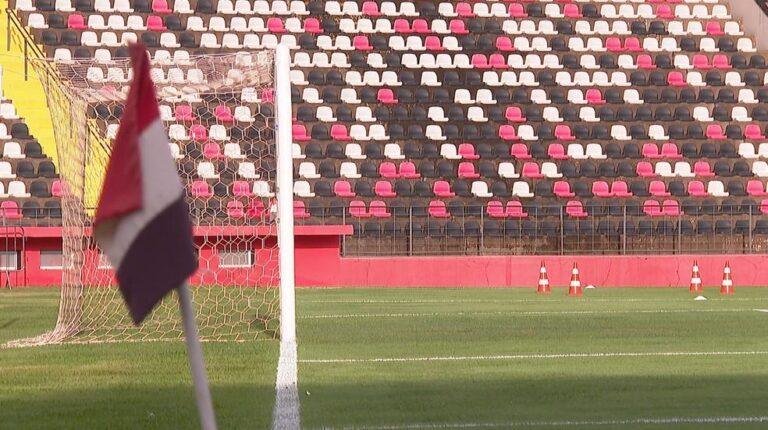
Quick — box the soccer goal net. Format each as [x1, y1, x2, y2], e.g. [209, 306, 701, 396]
[6, 48, 295, 347]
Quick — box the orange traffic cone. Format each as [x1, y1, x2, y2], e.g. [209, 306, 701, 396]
[689, 260, 703, 294]
[568, 263, 582, 297]
[720, 261, 734, 295]
[537, 261, 550, 294]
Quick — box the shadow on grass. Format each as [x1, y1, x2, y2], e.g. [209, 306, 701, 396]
[299, 374, 768, 430]
[0, 384, 275, 430]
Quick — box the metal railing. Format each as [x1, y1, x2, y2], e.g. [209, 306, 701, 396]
[319, 203, 768, 257]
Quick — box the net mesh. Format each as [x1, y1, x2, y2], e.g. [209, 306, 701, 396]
[6, 51, 282, 346]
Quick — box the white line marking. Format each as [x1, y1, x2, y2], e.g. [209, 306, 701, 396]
[310, 416, 768, 429]
[300, 309, 751, 320]
[271, 340, 301, 430]
[754, 309, 768, 313]
[303, 297, 768, 305]
[301, 350, 768, 364]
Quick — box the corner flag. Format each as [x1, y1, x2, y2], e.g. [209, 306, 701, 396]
[93, 42, 197, 325]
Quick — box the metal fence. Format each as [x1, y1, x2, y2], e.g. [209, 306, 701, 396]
[301, 203, 768, 257]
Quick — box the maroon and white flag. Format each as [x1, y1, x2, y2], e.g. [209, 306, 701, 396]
[94, 43, 197, 325]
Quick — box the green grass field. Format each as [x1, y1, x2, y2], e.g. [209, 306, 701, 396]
[4, 287, 768, 429]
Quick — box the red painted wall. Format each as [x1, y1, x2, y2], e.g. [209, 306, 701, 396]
[7, 227, 768, 288]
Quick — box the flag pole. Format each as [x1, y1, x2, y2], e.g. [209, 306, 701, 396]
[178, 283, 218, 430]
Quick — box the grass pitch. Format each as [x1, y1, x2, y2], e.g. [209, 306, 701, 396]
[4, 287, 768, 429]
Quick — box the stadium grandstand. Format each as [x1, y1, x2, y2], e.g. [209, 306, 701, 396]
[1, 0, 768, 284]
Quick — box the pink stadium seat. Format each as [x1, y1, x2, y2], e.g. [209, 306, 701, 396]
[591, 181, 612, 198]
[511, 143, 531, 159]
[428, 200, 451, 218]
[611, 181, 633, 197]
[687, 181, 709, 197]
[458, 162, 480, 179]
[304, 18, 322, 33]
[747, 180, 768, 197]
[175, 105, 194, 121]
[563, 4, 581, 17]
[67, 14, 87, 29]
[190, 124, 208, 141]
[624, 37, 642, 52]
[661, 200, 682, 216]
[521, 162, 544, 179]
[486, 201, 507, 218]
[362, 1, 380, 16]
[399, 162, 421, 179]
[262, 88, 274, 103]
[636, 55, 656, 69]
[394, 19, 412, 34]
[353, 35, 373, 51]
[505, 107, 526, 123]
[267, 18, 286, 33]
[456, 2, 474, 17]
[247, 200, 266, 219]
[506, 201, 528, 218]
[369, 200, 391, 218]
[191, 181, 212, 198]
[656, 5, 674, 19]
[412, 19, 430, 34]
[458, 143, 479, 160]
[586, 89, 606, 105]
[554, 181, 575, 198]
[152, 0, 172, 13]
[232, 181, 253, 197]
[566, 201, 589, 218]
[693, 161, 715, 177]
[706, 21, 724, 36]
[643, 200, 663, 217]
[489, 54, 508, 69]
[471, 54, 490, 69]
[642, 143, 661, 159]
[508, 3, 528, 18]
[203, 143, 224, 159]
[334, 180, 356, 197]
[756, 199, 768, 214]
[636, 162, 656, 177]
[449, 20, 469, 34]
[292, 124, 310, 142]
[605, 37, 624, 53]
[667, 71, 686, 87]
[379, 162, 400, 179]
[330, 124, 352, 141]
[227, 201, 245, 218]
[706, 124, 727, 140]
[649, 181, 671, 197]
[555, 125, 575, 141]
[146, 15, 166, 31]
[547, 143, 568, 160]
[433, 180, 455, 197]
[377, 89, 398, 104]
[52, 180, 64, 197]
[425, 36, 444, 51]
[498, 125, 521, 141]
[0, 201, 21, 220]
[214, 105, 234, 122]
[692, 54, 711, 70]
[745, 125, 766, 140]
[712, 54, 732, 69]
[293, 201, 310, 219]
[374, 181, 397, 197]
[661, 143, 681, 159]
[495, 36, 515, 52]
[349, 200, 370, 218]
